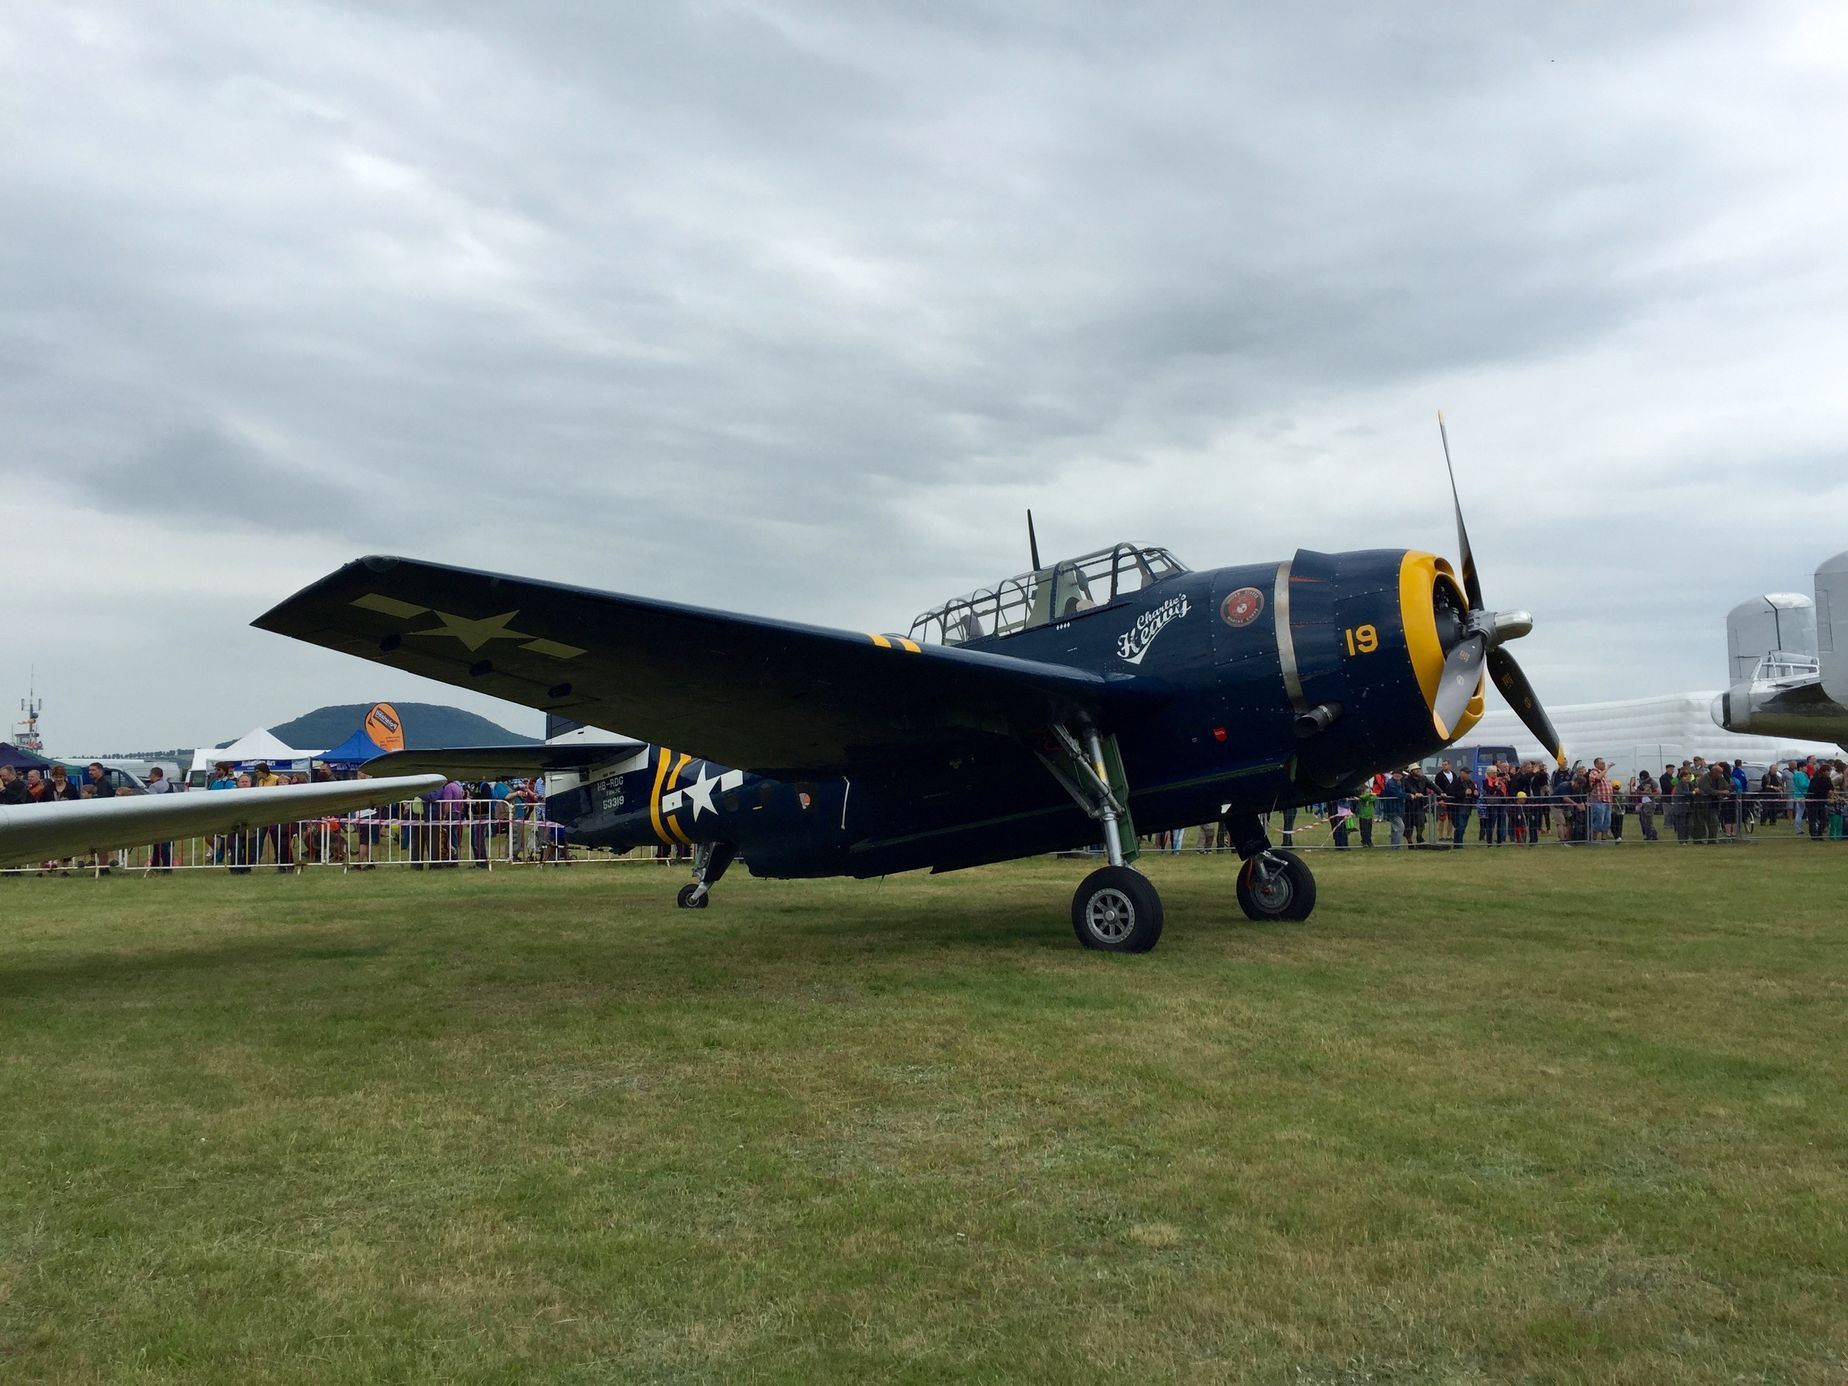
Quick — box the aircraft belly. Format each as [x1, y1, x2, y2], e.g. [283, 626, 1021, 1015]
[842, 793, 1096, 877]
[837, 753, 1080, 874]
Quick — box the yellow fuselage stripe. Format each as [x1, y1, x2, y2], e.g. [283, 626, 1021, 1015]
[648, 747, 674, 845]
[666, 754, 695, 844]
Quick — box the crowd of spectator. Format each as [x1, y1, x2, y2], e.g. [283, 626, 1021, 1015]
[1142, 752, 1848, 853]
[197, 762, 561, 874]
[0, 760, 122, 808]
[11, 747, 1847, 874]
[1, 760, 134, 873]
[0, 759, 564, 875]
[1272, 752, 1848, 849]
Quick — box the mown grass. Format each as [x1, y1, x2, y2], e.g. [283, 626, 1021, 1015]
[2, 844, 1844, 1384]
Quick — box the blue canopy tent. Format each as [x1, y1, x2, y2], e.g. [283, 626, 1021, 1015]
[320, 727, 388, 767]
[1, 742, 51, 772]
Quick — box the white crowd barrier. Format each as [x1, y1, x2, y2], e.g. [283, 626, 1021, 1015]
[7, 790, 1842, 877]
[1150, 789, 1847, 852]
[4, 797, 683, 875]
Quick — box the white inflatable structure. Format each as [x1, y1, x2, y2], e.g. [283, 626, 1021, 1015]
[1466, 691, 1837, 782]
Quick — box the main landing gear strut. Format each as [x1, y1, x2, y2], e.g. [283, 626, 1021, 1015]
[1222, 811, 1317, 922]
[676, 841, 736, 910]
[1038, 725, 1164, 952]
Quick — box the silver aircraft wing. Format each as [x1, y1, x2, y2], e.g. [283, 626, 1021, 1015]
[0, 776, 446, 868]
[361, 741, 646, 780]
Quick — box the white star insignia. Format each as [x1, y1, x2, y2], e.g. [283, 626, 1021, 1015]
[681, 764, 719, 820]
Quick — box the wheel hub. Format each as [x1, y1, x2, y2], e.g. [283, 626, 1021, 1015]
[1086, 888, 1136, 942]
[1249, 864, 1292, 912]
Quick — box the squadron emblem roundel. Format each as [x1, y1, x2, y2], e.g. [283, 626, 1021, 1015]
[1221, 587, 1265, 628]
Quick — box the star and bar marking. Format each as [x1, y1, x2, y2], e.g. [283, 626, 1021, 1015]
[661, 762, 747, 821]
[351, 593, 586, 659]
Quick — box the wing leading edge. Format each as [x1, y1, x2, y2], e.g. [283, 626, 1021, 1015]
[254, 556, 1148, 778]
[361, 742, 647, 780]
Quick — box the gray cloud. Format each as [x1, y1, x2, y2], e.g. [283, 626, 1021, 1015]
[3, 1, 1846, 750]
[68, 423, 370, 536]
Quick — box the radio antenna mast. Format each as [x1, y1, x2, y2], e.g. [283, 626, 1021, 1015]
[15, 667, 44, 753]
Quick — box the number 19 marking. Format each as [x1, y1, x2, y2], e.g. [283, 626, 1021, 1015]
[1344, 624, 1379, 655]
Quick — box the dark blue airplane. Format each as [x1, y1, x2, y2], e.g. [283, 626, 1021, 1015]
[254, 441, 1563, 952]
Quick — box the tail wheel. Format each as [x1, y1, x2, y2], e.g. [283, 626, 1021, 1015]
[676, 883, 709, 910]
[1236, 849, 1316, 922]
[1071, 866, 1164, 952]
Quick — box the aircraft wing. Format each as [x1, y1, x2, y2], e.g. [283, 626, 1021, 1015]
[0, 775, 444, 869]
[362, 742, 646, 780]
[254, 556, 1146, 777]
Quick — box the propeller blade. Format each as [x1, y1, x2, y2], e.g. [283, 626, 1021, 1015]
[1437, 411, 1483, 611]
[1432, 632, 1486, 739]
[1488, 647, 1566, 767]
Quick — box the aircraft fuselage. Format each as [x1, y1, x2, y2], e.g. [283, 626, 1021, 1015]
[546, 547, 1471, 877]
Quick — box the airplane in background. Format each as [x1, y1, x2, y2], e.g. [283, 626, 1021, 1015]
[1712, 549, 1848, 750]
[0, 774, 445, 871]
[256, 423, 1564, 952]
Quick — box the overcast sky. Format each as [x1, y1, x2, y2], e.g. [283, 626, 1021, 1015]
[4, 2, 1846, 753]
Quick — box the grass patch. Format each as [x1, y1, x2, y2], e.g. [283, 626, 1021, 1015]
[2, 845, 1845, 1383]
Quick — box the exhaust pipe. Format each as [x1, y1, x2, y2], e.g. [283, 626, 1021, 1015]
[1295, 702, 1343, 738]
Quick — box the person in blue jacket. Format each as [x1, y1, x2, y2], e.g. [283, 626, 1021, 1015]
[1379, 770, 1407, 849]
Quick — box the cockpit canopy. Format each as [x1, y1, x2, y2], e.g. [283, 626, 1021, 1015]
[1753, 651, 1821, 683]
[908, 543, 1189, 647]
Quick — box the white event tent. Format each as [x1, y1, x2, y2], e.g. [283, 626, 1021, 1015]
[187, 728, 323, 779]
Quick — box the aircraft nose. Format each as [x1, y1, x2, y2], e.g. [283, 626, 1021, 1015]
[1709, 691, 1729, 730]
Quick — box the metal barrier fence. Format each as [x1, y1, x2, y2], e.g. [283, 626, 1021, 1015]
[1150, 789, 1848, 852]
[5, 798, 680, 876]
[8, 790, 1844, 878]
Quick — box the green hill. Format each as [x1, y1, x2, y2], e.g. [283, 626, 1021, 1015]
[262, 703, 539, 751]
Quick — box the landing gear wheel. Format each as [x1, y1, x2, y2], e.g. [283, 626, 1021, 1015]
[1071, 866, 1164, 952]
[1236, 848, 1316, 922]
[676, 883, 709, 910]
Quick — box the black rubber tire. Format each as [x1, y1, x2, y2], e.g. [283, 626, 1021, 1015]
[676, 883, 709, 910]
[1235, 848, 1317, 922]
[1071, 865, 1164, 952]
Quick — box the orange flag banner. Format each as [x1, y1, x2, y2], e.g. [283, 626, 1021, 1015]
[363, 702, 405, 752]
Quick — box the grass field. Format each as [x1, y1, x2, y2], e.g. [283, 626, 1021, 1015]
[2, 844, 1844, 1383]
